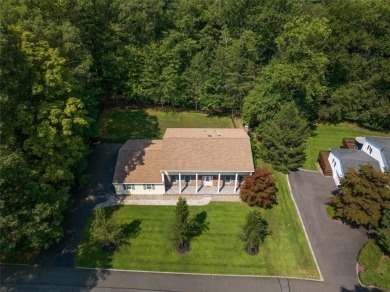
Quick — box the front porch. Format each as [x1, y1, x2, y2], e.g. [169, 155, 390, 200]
[164, 185, 238, 195]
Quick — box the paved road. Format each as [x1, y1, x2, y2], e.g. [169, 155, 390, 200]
[35, 144, 122, 267]
[0, 264, 383, 292]
[288, 170, 368, 286]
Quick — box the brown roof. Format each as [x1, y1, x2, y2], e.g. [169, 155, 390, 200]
[113, 140, 163, 183]
[161, 128, 254, 171]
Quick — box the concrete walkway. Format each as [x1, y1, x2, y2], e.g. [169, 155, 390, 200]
[97, 194, 241, 208]
[287, 170, 369, 286]
[1, 264, 383, 292]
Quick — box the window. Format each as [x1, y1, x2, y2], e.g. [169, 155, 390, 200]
[367, 145, 370, 150]
[143, 184, 155, 190]
[224, 176, 234, 183]
[184, 175, 191, 183]
[171, 175, 178, 183]
[123, 184, 135, 190]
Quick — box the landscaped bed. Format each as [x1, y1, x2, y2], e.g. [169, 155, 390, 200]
[303, 123, 388, 170]
[76, 174, 319, 278]
[97, 107, 235, 142]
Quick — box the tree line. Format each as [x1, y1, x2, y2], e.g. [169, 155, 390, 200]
[0, 0, 389, 255]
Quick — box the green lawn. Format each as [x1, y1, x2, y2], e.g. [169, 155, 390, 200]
[303, 123, 389, 170]
[76, 174, 319, 278]
[97, 107, 234, 142]
[358, 240, 390, 290]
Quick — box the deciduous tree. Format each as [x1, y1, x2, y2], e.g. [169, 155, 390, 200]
[240, 168, 277, 208]
[240, 209, 269, 255]
[331, 165, 390, 228]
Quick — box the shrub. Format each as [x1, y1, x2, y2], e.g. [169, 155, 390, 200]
[326, 204, 335, 218]
[240, 168, 277, 208]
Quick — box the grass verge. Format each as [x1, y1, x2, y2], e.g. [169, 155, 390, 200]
[97, 107, 234, 142]
[358, 240, 390, 290]
[303, 123, 388, 170]
[76, 175, 318, 278]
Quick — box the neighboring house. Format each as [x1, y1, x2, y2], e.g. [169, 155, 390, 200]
[113, 128, 255, 195]
[328, 148, 381, 186]
[361, 136, 390, 172]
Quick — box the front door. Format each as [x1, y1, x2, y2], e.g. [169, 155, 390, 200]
[202, 176, 213, 186]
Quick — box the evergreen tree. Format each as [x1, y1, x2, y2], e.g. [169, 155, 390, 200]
[90, 206, 123, 251]
[331, 165, 390, 228]
[240, 168, 277, 208]
[256, 102, 309, 173]
[172, 197, 191, 253]
[240, 209, 269, 255]
[378, 209, 390, 254]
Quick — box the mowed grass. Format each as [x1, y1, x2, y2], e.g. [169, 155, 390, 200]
[97, 107, 234, 142]
[358, 240, 390, 290]
[303, 123, 389, 170]
[76, 175, 319, 278]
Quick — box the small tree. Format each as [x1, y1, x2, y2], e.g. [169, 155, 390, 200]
[378, 209, 390, 254]
[172, 197, 191, 253]
[240, 209, 269, 255]
[90, 206, 123, 252]
[257, 102, 309, 173]
[240, 168, 277, 208]
[331, 165, 390, 228]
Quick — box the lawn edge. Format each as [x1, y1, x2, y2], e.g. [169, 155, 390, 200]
[75, 266, 323, 281]
[286, 174, 324, 281]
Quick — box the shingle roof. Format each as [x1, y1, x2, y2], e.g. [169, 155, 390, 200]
[161, 128, 254, 171]
[330, 148, 381, 174]
[366, 136, 390, 166]
[113, 129, 255, 184]
[113, 140, 163, 183]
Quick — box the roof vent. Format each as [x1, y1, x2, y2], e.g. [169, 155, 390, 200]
[208, 134, 212, 137]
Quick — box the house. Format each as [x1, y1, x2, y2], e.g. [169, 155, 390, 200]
[112, 128, 255, 195]
[361, 136, 390, 172]
[328, 148, 381, 186]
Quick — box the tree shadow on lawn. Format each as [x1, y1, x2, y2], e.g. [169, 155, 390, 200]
[101, 108, 161, 142]
[189, 211, 209, 241]
[121, 219, 143, 245]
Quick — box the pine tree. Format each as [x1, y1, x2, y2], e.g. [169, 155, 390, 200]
[257, 102, 309, 173]
[240, 168, 277, 208]
[378, 210, 390, 254]
[240, 209, 269, 255]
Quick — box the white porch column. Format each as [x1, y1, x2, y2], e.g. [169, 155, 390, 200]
[179, 173, 182, 194]
[217, 173, 221, 193]
[234, 173, 238, 193]
[161, 172, 165, 192]
[196, 173, 198, 194]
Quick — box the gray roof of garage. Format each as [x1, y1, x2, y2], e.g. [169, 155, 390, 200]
[330, 148, 381, 174]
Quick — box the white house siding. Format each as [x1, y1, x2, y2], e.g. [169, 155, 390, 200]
[328, 153, 343, 186]
[362, 140, 387, 171]
[113, 184, 165, 195]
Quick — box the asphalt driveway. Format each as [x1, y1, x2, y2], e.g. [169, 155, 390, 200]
[35, 143, 122, 267]
[288, 170, 368, 286]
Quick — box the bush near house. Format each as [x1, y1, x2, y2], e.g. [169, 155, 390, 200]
[240, 168, 277, 208]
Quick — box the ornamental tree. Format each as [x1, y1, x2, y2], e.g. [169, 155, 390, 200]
[90, 206, 124, 252]
[172, 197, 192, 253]
[240, 209, 269, 255]
[240, 168, 277, 208]
[331, 165, 390, 228]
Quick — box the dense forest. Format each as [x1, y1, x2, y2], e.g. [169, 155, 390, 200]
[0, 0, 389, 255]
